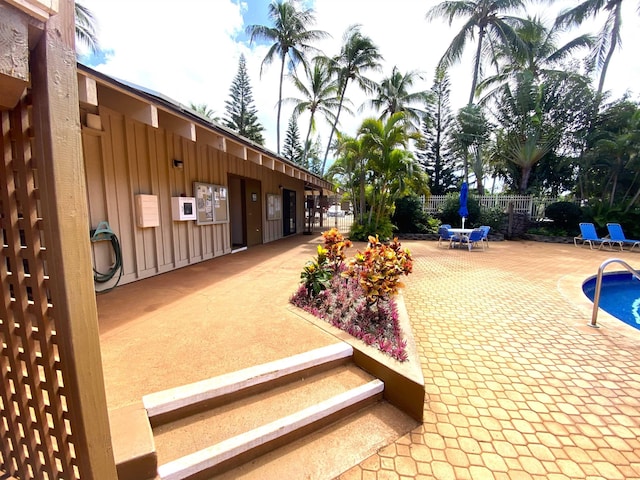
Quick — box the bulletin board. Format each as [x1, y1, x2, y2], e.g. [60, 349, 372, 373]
[194, 182, 229, 225]
[266, 193, 282, 220]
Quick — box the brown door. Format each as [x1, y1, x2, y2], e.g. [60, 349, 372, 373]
[283, 188, 296, 236]
[245, 179, 262, 247]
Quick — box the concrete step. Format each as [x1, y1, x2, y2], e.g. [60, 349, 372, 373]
[156, 377, 384, 480]
[153, 362, 379, 460]
[139, 342, 417, 480]
[143, 342, 354, 426]
[214, 400, 417, 480]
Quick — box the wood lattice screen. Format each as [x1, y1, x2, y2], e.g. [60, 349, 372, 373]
[0, 95, 79, 478]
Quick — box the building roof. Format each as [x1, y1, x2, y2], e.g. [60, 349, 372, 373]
[77, 63, 333, 193]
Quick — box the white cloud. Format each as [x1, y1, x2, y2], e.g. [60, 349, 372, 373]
[80, 0, 640, 155]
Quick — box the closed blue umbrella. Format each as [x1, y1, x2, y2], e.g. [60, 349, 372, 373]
[458, 182, 469, 228]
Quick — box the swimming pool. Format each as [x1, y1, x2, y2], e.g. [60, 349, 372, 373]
[582, 272, 640, 330]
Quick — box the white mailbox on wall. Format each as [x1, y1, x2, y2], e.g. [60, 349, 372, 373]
[171, 196, 197, 221]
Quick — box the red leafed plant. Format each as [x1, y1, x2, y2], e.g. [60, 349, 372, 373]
[292, 230, 411, 362]
[341, 235, 413, 306]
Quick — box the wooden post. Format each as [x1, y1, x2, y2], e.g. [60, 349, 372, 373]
[507, 201, 514, 240]
[29, 0, 118, 478]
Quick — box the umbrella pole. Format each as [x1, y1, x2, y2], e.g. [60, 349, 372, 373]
[462, 217, 465, 229]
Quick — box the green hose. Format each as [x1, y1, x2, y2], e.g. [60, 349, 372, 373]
[91, 223, 123, 293]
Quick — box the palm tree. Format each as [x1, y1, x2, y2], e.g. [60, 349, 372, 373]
[284, 57, 342, 166]
[189, 103, 218, 121]
[451, 104, 490, 188]
[358, 112, 424, 229]
[363, 66, 432, 131]
[555, 0, 632, 97]
[477, 16, 593, 101]
[75, 2, 99, 54]
[586, 100, 640, 206]
[426, 0, 525, 105]
[492, 75, 565, 193]
[328, 133, 367, 222]
[246, 1, 328, 154]
[321, 25, 383, 174]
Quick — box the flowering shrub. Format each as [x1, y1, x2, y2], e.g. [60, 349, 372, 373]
[300, 229, 353, 295]
[342, 236, 413, 305]
[322, 227, 352, 274]
[300, 245, 332, 296]
[291, 230, 411, 362]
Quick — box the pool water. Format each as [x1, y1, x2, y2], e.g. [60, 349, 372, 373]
[582, 272, 640, 330]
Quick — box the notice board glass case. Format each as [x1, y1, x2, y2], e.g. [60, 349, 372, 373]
[194, 182, 229, 225]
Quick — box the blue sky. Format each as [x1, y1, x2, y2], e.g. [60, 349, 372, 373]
[79, 0, 640, 155]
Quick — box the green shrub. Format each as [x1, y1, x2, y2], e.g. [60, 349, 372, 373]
[527, 225, 569, 237]
[392, 195, 432, 233]
[300, 245, 332, 296]
[582, 200, 640, 238]
[544, 201, 582, 231]
[437, 193, 481, 227]
[342, 236, 413, 306]
[349, 217, 394, 242]
[478, 206, 507, 232]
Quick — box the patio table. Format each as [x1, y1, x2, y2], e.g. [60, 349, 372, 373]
[448, 228, 474, 248]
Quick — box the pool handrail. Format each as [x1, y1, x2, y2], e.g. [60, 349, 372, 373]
[590, 258, 640, 327]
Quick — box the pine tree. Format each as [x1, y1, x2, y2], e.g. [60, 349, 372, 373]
[306, 137, 323, 175]
[223, 54, 265, 145]
[417, 70, 457, 194]
[283, 116, 304, 166]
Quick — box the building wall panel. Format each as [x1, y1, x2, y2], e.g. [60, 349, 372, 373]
[84, 106, 310, 287]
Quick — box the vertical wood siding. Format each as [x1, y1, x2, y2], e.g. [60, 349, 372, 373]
[83, 106, 305, 286]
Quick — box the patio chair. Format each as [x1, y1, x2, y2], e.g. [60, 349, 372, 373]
[479, 225, 491, 248]
[459, 228, 485, 251]
[573, 223, 612, 250]
[437, 225, 458, 248]
[606, 223, 640, 251]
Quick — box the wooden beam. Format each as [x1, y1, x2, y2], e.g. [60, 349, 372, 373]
[5, 0, 57, 22]
[97, 86, 158, 127]
[246, 148, 262, 165]
[157, 109, 195, 141]
[77, 73, 98, 107]
[225, 138, 246, 159]
[29, 0, 118, 478]
[0, 3, 29, 110]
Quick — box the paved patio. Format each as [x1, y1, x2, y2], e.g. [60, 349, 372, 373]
[339, 239, 640, 480]
[98, 235, 640, 479]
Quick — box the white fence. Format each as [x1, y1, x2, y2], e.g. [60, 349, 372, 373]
[424, 195, 560, 221]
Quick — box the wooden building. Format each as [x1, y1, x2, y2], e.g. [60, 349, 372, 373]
[78, 64, 332, 289]
[0, 1, 331, 477]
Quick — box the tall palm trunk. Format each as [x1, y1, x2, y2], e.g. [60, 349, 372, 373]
[322, 80, 349, 174]
[359, 158, 366, 223]
[302, 111, 315, 167]
[276, 54, 286, 154]
[596, 3, 622, 96]
[520, 165, 532, 194]
[469, 26, 486, 105]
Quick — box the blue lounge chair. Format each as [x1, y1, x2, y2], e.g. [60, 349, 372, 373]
[479, 225, 491, 248]
[574, 223, 612, 250]
[606, 223, 640, 251]
[459, 229, 485, 251]
[438, 225, 459, 248]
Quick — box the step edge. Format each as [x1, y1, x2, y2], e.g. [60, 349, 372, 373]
[143, 342, 352, 419]
[157, 379, 384, 480]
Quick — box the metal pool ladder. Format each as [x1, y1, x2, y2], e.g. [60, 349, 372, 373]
[590, 258, 640, 328]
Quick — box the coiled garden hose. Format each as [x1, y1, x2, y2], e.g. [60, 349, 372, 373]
[90, 222, 123, 293]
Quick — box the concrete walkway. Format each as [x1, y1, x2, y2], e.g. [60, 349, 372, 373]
[98, 234, 640, 479]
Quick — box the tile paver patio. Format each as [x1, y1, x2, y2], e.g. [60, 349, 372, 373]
[339, 239, 640, 480]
